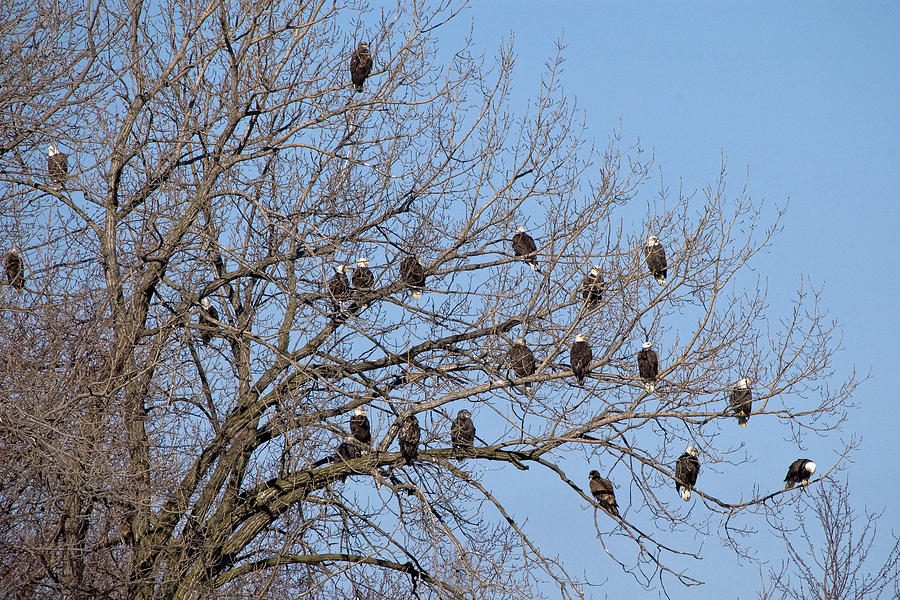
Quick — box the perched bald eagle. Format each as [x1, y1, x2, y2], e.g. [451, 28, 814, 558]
[637, 342, 659, 392]
[350, 406, 372, 451]
[198, 297, 219, 345]
[336, 436, 362, 462]
[48, 145, 68, 187]
[328, 265, 351, 311]
[570, 334, 592, 385]
[4, 248, 24, 291]
[582, 266, 603, 307]
[349, 42, 373, 92]
[335, 436, 363, 482]
[589, 470, 619, 517]
[675, 446, 700, 501]
[730, 378, 753, 427]
[450, 409, 475, 457]
[645, 235, 667, 285]
[508, 338, 536, 392]
[398, 415, 420, 465]
[352, 257, 375, 291]
[399, 255, 426, 300]
[784, 458, 816, 489]
[512, 226, 538, 271]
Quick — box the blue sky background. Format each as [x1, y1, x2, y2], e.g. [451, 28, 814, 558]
[429, 2, 900, 598]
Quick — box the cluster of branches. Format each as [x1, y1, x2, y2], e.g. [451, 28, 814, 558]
[0, 0, 858, 598]
[755, 477, 900, 600]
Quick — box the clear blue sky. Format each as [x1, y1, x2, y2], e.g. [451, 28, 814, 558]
[428, 2, 899, 597]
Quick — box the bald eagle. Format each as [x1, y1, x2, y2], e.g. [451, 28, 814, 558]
[637, 342, 659, 392]
[399, 255, 426, 300]
[350, 406, 372, 451]
[48, 145, 68, 187]
[570, 334, 592, 385]
[582, 266, 603, 307]
[335, 436, 363, 482]
[450, 409, 475, 457]
[398, 415, 420, 465]
[328, 265, 351, 311]
[784, 458, 816, 489]
[675, 446, 700, 501]
[589, 470, 619, 517]
[198, 298, 219, 345]
[512, 226, 538, 271]
[645, 235, 667, 285]
[4, 248, 24, 291]
[349, 42, 373, 92]
[508, 339, 536, 392]
[730, 378, 753, 427]
[336, 436, 362, 462]
[352, 257, 375, 291]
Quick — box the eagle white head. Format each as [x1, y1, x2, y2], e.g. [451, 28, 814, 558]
[589, 266, 600, 276]
[359, 41, 369, 50]
[804, 461, 816, 475]
[356, 257, 369, 267]
[737, 377, 751, 389]
[685, 445, 699, 457]
[516, 225, 526, 233]
[354, 406, 367, 417]
[335, 264, 346, 273]
[514, 337, 526, 345]
[647, 235, 660, 246]
[575, 334, 587, 342]
[642, 341, 653, 349]
[48, 145, 59, 157]
[200, 297, 211, 310]
[458, 409, 471, 419]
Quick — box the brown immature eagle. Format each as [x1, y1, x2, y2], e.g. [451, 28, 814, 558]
[349, 42, 373, 92]
[589, 470, 620, 517]
[398, 415, 420, 465]
[450, 409, 475, 457]
[508, 338, 536, 392]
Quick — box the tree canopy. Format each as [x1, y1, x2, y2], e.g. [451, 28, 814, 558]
[0, 1, 856, 598]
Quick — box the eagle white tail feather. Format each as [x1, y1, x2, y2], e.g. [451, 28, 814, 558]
[655, 274, 666, 285]
[681, 488, 691, 501]
[412, 290, 422, 300]
[528, 261, 537, 271]
[739, 421, 748, 428]
[645, 382, 655, 393]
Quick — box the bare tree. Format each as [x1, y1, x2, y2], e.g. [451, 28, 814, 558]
[0, 0, 858, 598]
[754, 478, 900, 600]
